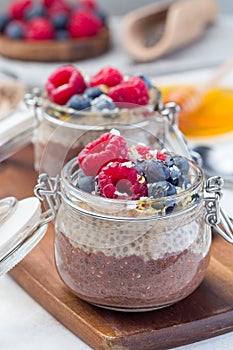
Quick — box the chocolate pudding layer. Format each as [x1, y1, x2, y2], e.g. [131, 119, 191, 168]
[55, 201, 211, 311]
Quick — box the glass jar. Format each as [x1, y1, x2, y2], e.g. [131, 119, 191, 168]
[25, 90, 195, 177]
[54, 157, 209, 311]
[1, 156, 233, 311]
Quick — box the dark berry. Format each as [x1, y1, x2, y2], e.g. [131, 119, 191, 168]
[55, 29, 70, 40]
[92, 95, 116, 111]
[51, 12, 68, 30]
[165, 199, 176, 214]
[67, 95, 91, 110]
[76, 175, 95, 193]
[168, 168, 181, 186]
[84, 87, 103, 100]
[136, 159, 170, 183]
[25, 4, 46, 20]
[148, 181, 176, 198]
[4, 20, 25, 39]
[98, 161, 148, 200]
[165, 155, 189, 174]
[0, 14, 11, 33]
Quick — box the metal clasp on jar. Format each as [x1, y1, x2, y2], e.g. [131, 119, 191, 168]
[34, 174, 60, 224]
[24, 87, 43, 123]
[160, 102, 202, 165]
[204, 176, 233, 244]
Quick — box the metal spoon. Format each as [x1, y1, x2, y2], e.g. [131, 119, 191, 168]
[193, 145, 233, 187]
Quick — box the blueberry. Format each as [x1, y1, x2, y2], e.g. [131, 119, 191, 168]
[166, 201, 176, 215]
[164, 156, 174, 167]
[136, 159, 170, 183]
[84, 87, 103, 100]
[67, 95, 91, 110]
[135, 74, 152, 89]
[56, 29, 70, 41]
[51, 13, 68, 30]
[25, 5, 46, 20]
[165, 155, 189, 174]
[92, 95, 116, 111]
[76, 176, 95, 193]
[4, 21, 25, 39]
[168, 168, 181, 186]
[0, 14, 10, 33]
[148, 181, 176, 198]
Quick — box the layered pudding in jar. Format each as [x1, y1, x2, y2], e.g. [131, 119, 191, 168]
[34, 65, 163, 175]
[54, 130, 211, 311]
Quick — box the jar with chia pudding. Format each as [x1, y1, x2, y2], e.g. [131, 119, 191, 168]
[24, 65, 192, 176]
[31, 130, 232, 312]
[1, 130, 233, 310]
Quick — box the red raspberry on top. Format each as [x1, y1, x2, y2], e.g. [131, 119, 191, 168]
[78, 132, 128, 176]
[68, 9, 102, 38]
[8, 0, 32, 20]
[108, 77, 150, 107]
[45, 65, 86, 105]
[90, 67, 123, 88]
[26, 18, 55, 41]
[98, 161, 148, 200]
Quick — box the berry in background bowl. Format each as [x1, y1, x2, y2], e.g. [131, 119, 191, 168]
[29, 65, 163, 176]
[0, 0, 110, 62]
[53, 130, 211, 311]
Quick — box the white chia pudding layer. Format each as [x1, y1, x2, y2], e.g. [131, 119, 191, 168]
[55, 201, 211, 261]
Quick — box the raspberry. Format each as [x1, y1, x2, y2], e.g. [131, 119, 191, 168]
[48, 0, 71, 15]
[156, 152, 168, 161]
[67, 9, 102, 38]
[90, 67, 123, 88]
[26, 18, 55, 40]
[8, 0, 32, 20]
[45, 65, 86, 105]
[78, 132, 128, 176]
[98, 161, 148, 200]
[41, 0, 56, 8]
[108, 77, 150, 107]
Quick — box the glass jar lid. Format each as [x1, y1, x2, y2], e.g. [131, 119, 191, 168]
[0, 197, 47, 276]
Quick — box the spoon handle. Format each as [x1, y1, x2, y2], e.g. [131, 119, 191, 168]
[201, 56, 233, 92]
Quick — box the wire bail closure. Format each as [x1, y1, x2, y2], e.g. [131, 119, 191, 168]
[205, 176, 233, 244]
[34, 174, 60, 224]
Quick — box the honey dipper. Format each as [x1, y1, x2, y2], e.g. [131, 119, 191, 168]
[163, 57, 233, 118]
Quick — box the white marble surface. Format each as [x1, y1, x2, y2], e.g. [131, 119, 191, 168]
[1, 12, 233, 350]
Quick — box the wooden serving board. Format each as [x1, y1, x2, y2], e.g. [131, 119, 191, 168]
[0, 27, 110, 62]
[1, 145, 233, 350]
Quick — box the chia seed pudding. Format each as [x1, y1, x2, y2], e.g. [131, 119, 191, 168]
[32, 65, 163, 176]
[53, 132, 211, 311]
